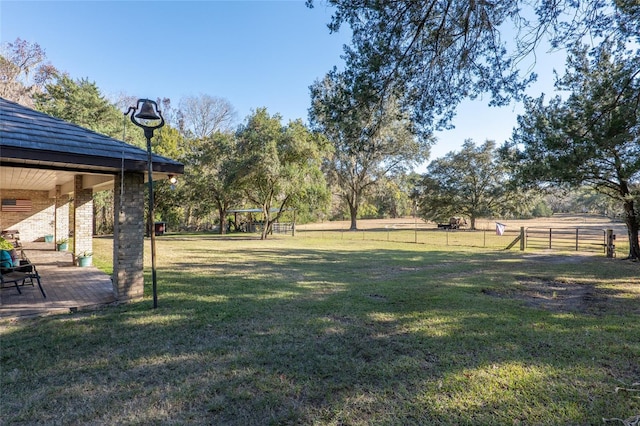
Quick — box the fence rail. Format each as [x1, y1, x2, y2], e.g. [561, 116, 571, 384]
[297, 226, 621, 256]
[298, 228, 520, 250]
[272, 222, 294, 235]
[525, 227, 606, 253]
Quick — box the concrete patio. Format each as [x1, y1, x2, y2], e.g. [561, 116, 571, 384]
[0, 243, 116, 319]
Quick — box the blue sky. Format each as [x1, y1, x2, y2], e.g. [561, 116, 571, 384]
[1, 0, 566, 165]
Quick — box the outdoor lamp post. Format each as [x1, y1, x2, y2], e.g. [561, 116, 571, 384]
[126, 99, 165, 309]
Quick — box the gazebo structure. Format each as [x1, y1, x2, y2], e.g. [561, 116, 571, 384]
[0, 97, 183, 301]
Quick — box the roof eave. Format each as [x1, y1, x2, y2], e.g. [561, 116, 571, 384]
[0, 147, 184, 175]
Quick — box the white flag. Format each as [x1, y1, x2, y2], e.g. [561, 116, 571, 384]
[496, 222, 506, 236]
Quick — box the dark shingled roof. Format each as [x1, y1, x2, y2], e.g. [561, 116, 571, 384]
[0, 97, 183, 175]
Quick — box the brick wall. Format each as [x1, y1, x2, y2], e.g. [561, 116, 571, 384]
[55, 188, 70, 244]
[0, 189, 56, 242]
[112, 172, 145, 300]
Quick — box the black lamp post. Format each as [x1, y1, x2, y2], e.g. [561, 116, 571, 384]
[126, 99, 165, 309]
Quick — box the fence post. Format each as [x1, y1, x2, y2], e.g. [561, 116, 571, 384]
[575, 228, 579, 251]
[549, 228, 552, 249]
[606, 229, 615, 258]
[520, 227, 526, 251]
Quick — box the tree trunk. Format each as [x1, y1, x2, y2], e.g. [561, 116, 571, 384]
[185, 206, 193, 230]
[218, 206, 226, 235]
[348, 202, 358, 230]
[261, 208, 270, 240]
[623, 200, 640, 260]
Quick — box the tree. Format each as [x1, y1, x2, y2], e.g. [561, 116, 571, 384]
[307, 0, 638, 132]
[0, 38, 57, 107]
[370, 173, 417, 219]
[504, 43, 640, 259]
[151, 125, 187, 230]
[34, 74, 123, 138]
[235, 108, 331, 240]
[183, 132, 244, 234]
[93, 190, 114, 235]
[415, 140, 514, 229]
[178, 94, 237, 139]
[309, 72, 432, 230]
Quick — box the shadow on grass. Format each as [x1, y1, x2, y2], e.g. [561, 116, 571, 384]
[2, 244, 639, 424]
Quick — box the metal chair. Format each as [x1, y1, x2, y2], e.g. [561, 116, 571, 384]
[1, 269, 24, 294]
[0, 261, 46, 298]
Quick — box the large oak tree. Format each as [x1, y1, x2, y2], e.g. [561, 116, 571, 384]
[416, 140, 515, 229]
[310, 72, 432, 230]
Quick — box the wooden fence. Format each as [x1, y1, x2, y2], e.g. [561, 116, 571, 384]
[524, 227, 607, 253]
[271, 222, 294, 235]
[297, 228, 522, 250]
[297, 226, 620, 256]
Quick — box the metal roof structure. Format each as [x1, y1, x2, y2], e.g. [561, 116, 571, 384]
[0, 97, 183, 192]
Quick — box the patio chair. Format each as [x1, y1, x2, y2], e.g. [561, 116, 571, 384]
[0, 260, 46, 298]
[1, 269, 23, 294]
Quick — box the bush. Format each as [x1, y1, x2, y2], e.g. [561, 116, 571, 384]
[532, 201, 553, 217]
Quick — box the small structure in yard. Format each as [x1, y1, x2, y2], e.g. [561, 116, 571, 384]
[227, 208, 295, 235]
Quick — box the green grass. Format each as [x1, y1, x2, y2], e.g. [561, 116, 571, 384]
[1, 235, 638, 425]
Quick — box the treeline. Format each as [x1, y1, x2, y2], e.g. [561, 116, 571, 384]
[1, 36, 638, 256]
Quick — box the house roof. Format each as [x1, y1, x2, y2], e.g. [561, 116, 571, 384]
[0, 97, 183, 192]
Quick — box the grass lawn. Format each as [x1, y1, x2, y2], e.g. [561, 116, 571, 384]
[1, 234, 639, 425]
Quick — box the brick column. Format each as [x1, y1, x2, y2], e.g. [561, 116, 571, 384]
[112, 172, 145, 300]
[55, 187, 70, 244]
[73, 175, 94, 263]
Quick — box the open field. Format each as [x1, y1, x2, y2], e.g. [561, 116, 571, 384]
[1, 228, 638, 425]
[296, 214, 630, 256]
[296, 213, 627, 232]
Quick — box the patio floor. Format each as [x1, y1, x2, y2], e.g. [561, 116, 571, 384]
[0, 242, 116, 319]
